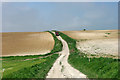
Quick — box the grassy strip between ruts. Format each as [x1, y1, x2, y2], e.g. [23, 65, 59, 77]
[58, 31, 119, 79]
[2, 31, 62, 79]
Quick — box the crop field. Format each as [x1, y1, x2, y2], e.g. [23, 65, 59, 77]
[1, 31, 62, 79]
[62, 30, 118, 58]
[2, 32, 54, 56]
[58, 32, 119, 79]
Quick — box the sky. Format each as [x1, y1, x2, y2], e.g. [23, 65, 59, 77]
[2, 2, 118, 32]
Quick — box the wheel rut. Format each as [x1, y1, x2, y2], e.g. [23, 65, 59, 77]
[46, 32, 87, 78]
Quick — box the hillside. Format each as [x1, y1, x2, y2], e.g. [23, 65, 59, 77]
[2, 32, 54, 56]
[62, 30, 118, 58]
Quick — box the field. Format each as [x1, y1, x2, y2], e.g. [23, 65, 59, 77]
[2, 32, 54, 56]
[62, 30, 118, 58]
[58, 32, 119, 79]
[2, 54, 58, 78]
[1, 31, 62, 79]
[1, 30, 119, 79]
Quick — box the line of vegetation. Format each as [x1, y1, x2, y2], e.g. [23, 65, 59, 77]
[47, 31, 63, 54]
[58, 31, 119, 79]
[2, 31, 63, 79]
[3, 54, 58, 79]
[105, 32, 111, 35]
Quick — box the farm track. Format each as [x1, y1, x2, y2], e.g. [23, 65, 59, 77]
[46, 32, 86, 78]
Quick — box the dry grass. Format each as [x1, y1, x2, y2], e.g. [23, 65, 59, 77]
[2, 32, 54, 56]
[62, 30, 118, 57]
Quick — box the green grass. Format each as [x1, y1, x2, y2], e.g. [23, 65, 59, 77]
[61, 65, 64, 72]
[105, 32, 111, 35]
[69, 53, 119, 78]
[47, 31, 63, 54]
[3, 54, 58, 78]
[58, 32, 119, 79]
[2, 31, 63, 79]
[0, 60, 2, 79]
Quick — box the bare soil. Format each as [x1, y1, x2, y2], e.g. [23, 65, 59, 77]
[2, 32, 54, 56]
[62, 30, 118, 57]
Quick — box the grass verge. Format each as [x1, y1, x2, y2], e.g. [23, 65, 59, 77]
[58, 31, 119, 79]
[2, 31, 62, 79]
[2, 54, 58, 78]
[47, 31, 63, 54]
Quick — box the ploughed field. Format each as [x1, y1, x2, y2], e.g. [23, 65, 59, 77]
[0, 31, 119, 79]
[2, 32, 54, 56]
[62, 30, 118, 58]
[1, 31, 62, 79]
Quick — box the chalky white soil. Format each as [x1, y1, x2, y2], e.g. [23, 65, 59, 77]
[62, 30, 118, 56]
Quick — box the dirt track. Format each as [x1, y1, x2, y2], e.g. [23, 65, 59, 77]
[46, 33, 86, 78]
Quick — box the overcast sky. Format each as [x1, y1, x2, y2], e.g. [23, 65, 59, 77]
[2, 2, 118, 32]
